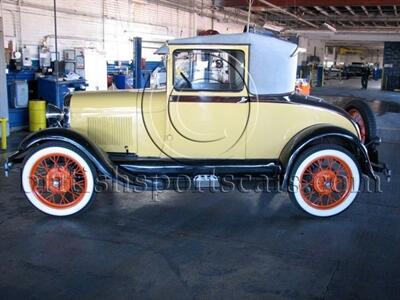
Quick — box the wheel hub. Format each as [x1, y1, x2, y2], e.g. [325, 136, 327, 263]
[313, 169, 337, 195]
[46, 167, 72, 193]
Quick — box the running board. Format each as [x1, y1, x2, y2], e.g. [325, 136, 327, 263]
[116, 160, 281, 176]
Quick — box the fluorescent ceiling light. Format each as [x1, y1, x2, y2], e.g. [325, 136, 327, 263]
[131, 0, 149, 4]
[323, 22, 337, 32]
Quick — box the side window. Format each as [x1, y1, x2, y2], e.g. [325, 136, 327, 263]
[173, 49, 245, 92]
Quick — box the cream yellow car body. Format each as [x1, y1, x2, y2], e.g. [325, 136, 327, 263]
[70, 91, 358, 159]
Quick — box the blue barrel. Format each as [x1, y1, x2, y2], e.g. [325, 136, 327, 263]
[115, 74, 126, 89]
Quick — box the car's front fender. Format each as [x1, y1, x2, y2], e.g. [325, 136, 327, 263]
[5, 128, 164, 190]
[6, 128, 115, 178]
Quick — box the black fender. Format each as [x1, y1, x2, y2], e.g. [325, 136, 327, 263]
[8, 128, 114, 177]
[279, 124, 377, 187]
[6, 128, 159, 190]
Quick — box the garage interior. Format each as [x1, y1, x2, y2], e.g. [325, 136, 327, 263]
[0, 0, 399, 299]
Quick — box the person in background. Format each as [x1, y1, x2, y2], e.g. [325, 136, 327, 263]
[361, 65, 371, 89]
[344, 65, 350, 79]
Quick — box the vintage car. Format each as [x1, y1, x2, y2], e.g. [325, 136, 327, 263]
[5, 30, 390, 217]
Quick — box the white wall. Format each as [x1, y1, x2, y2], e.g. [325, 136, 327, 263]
[297, 36, 326, 65]
[324, 47, 384, 67]
[297, 35, 384, 67]
[1, 0, 243, 62]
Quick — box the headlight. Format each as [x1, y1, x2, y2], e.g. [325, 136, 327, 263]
[46, 104, 63, 121]
[46, 104, 70, 128]
[63, 106, 71, 128]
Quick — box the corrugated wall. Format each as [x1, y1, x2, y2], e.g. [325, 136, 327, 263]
[1, 0, 242, 61]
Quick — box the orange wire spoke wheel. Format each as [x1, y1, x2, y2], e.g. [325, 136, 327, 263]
[348, 108, 366, 143]
[300, 155, 353, 210]
[29, 153, 87, 209]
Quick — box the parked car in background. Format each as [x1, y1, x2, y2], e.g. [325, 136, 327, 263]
[345, 62, 364, 78]
[324, 66, 343, 80]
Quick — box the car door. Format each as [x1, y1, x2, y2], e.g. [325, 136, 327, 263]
[163, 44, 250, 159]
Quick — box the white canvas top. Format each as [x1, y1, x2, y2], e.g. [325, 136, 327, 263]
[165, 33, 298, 95]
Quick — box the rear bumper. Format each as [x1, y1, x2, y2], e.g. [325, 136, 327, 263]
[367, 136, 391, 182]
[371, 162, 391, 182]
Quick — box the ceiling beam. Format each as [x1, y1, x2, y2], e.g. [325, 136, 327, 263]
[215, 1, 400, 8]
[361, 6, 369, 16]
[298, 6, 315, 15]
[345, 6, 356, 15]
[288, 30, 400, 42]
[263, 15, 400, 22]
[330, 6, 342, 15]
[256, 0, 319, 28]
[314, 6, 329, 16]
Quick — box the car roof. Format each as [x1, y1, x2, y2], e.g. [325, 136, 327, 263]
[167, 32, 295, 46]
[157, 32, 298, 95]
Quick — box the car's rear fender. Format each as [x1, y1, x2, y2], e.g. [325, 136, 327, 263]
[279, 124, 377, 187]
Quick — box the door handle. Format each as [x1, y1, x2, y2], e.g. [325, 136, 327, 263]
[237, 97, 249, 103]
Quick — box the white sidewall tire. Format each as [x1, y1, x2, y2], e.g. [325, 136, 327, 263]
[292, 149, 360, 217]
[22, 146, 95, 216]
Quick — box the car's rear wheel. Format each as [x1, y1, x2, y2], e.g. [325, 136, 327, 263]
[288, 145, 361, 217]
[22, 143, 96, 216]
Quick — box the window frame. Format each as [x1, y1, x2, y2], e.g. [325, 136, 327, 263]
[170, 45, 249, 95]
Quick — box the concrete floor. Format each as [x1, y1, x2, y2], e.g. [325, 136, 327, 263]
[314, 78, 399, 103]
[322, 77, 382, 90]
[0, 84, 399, 299]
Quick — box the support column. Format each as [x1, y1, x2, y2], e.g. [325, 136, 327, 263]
[382, 42, 400, 91]
[133, 37, 142, 89]
[0, 17, 10, 137]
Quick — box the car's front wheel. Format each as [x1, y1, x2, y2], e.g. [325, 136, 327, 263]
[22, 143, 96, 216]
[288, 145, 361, 217]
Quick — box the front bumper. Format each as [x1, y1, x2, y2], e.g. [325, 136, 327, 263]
[4, 160, 11, 177]
[3, 150, 23, 177]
